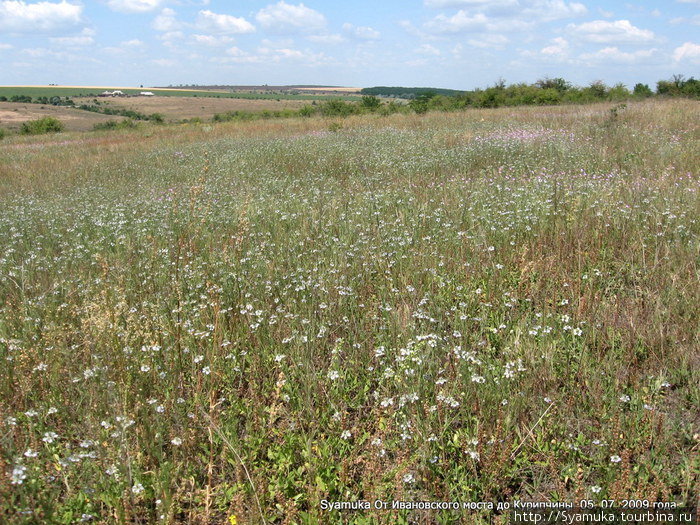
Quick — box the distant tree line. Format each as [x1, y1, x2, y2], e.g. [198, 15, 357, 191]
[361, 86, 465, 98]
[211, 75, 699, 122]
[360, 75, 700, 107]
[0, 95, 76, 105]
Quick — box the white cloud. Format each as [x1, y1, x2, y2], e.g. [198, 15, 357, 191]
[226, 46, 246, 56]
[416, 43, 441, 55]
[255, 1, 326, 34]
[398, 19, 432, 39]
[101, 39, 144, 54]
[677, 0, 700, 3]
[158, 30, 183, 41]
[670, 14, 700, 25]
[424, 0, 513, 7]
[307, 33, 345, 44]
[540, 36, 568, 57]
[152, 8, 179, 31]
[468, 33, 509, 48]
[522, 0, 586, 21]
[0, 0, 83, 34]
[567, 20, 655, 44]
[151, 58, 176, 67]
[423, 0, 584, 21]
[211, 47, 262, 64]
[276, 48, 304, 59]
[424, 11, 531, 33]
[342, 23, 380, 40]
[106, 0, 163, 13]
[192, 34, 235, 46]
[405, 57, 430, 67]
[50, 27, 94, 46]
[22, 47, 68, 58]
[196, 9, 255, 35]
[215, 44, 330, 65]
[0, 42, 13, 49]
[673, 41, 700, 63]
[579, 46, 658, 63]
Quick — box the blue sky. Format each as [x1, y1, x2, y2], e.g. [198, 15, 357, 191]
[0, 0, 698, 89]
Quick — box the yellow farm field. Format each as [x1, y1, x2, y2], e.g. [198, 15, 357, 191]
[73, 95, 311, 121]
[294, 86, 361, 94]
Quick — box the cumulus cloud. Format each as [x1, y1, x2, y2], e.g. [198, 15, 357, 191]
[307, 33, 345, 44]
[421, 0, 585, 34]
[151, 58, 177, 67]
[579, 46, 658, 63]
[192, 34, 235, 46]
[398, 19, 432, 39]
[522, 0, 586, 21]
[423, 0, 584, 21]
[152, 8, 180, 31]
[540, 36, 569, 57]
[49, 27, 95, 46]
[196, 9, 255, 34]
[673, 41, 700, 62]
[214, 44, 330, 65]
[467, 33, 509, 48]
[342, 23, 380, 40]
[424, 0, 514, 7]
[0, 0, 83, 34]
[226, 46, 246, 56]
[424, 11, 531, 33]
[106, 0, 164, 13]
[567, 20, 655, 44]
[157, 30, 182, 40]
[416, 43, 441, 55]
[255, 1, 326, 34]
[670, 14, 700, 26]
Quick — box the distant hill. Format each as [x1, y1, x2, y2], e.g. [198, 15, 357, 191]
[361, 86, 465, 98]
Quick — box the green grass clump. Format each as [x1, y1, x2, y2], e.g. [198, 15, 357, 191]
[19, 117, 64, 135]
[0, 100, 697, 524]
[93, 119, 139, 131]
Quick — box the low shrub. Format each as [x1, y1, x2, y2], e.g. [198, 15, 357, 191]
[20, 117, 64, 135]
[93, 119, 138, 131]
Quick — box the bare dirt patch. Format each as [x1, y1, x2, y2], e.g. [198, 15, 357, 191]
[0, 102, 120, 132]
[73, 96, 310, 121]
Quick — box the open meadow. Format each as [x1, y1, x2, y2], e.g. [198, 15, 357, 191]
[0, 100, 698, 524]
[0, 102, 126, 132]
[71, 97, 310, 123]
[0, 86, 361, 131]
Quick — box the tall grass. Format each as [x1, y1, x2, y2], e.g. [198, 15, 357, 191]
[0, 99, 698, 524]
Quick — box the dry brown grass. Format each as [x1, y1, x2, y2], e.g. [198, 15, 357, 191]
[0, 102, 119, 131]
[72, 96, 310, 121]
[0, 98, 697, 523]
